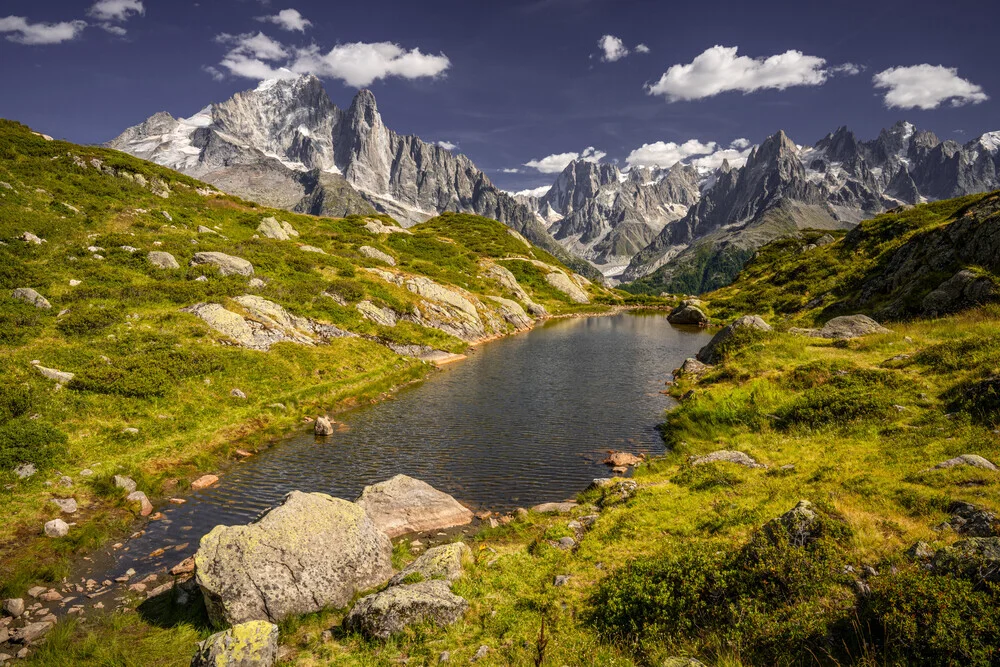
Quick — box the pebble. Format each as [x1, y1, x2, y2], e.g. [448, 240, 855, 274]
[2, 599, 24, 618]
[556, 537, 576, 550]
[472, 645, 490, 661]
[230, 388, 247, 399]
[44, 518, 69, 538]
[190, 474, 219, 490]
[50, 497, 78, 514]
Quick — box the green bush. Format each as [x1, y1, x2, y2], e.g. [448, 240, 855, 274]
[775, 371, 906, 430]
[56, 306, 120, 337]
[0, 417, 66, 471]
[947, 376, 1000, 426]
[858, 569, 1000, 665]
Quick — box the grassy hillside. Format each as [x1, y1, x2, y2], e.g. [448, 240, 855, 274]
[0, 119, 642, 594]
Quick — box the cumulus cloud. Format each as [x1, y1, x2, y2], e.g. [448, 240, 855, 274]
[212, 33, 451, 88]
[89, 0, 144, 22]
[647, 45, 834, 101]
[873, 64, 988, 110]
[436, 140, 457, 150]
[290, 42, 450, 87]
[626, 138, 753, 170]
[524, 146, 606, 173]
[512, 186, 552, 198]
[0, 16, 87, 44]
[597, 34, 649, 62]
[257, 8, 311, 32]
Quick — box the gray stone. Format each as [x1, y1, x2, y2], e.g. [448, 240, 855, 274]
[676, 357, 711, 377]
[556, 537, 576, 549]
[803, 315, 892, 340]
[13, 463, 36, 480]
[19, 232, 43, 245]
[947, 501, 998, 537]
[696, 315, 771, 364]
[50, 498, 77, 514]
[113, 475, 137, 493]
[690, 450, 765, 469]
[195, 491, 393, 626]
[544, 270, 589, 304]
[314, 416, 335, 436]
[257, 217, 297, 241]
[356, 300, 398, 327]
[363, 218, 412, 236]
[190, 252, 254, 277]
[2, 598, 24, 618]
[530, 501, 578, 513]
[356, 474, 474, 539]
[759, 500, 820, 547]
[248, 278, 266, 289]
[587, 478, 638, 503]
[34, 364, 74, 384]
[343, 580, 468, 640]
[667, 304, 708, 326]
[231, 388, 247, 399]
[12, 288, 51, 310]
[147, 251, 179, 269]
[486, 296, 532, 330]
[44, 519, 68, 538]
[359, 245, 396, 266]
[553, 575, 570, 586]
[10, 621, 52, 644]
[191, 621, 279, 667]
[932, 537, 1000, 582]
[298, 245, 326, 254]
[389, 543, 472, 586]
[935, 454, 998, 471]
[906, 541, 935, 561]
[472, 645, 490, 661]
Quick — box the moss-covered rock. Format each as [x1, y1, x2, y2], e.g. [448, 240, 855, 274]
[191, 620, 279, 667]
[343, 580, 469, 640]
[388, 542, 472, 586]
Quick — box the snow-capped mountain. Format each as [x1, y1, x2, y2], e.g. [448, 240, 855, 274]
[107, 75, 593, 276]
[621, 122, 1000, 292]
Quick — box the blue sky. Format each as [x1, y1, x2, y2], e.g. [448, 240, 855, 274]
[1, 0, 997, 193]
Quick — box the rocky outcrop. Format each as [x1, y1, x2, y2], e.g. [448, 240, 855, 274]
[759, 500, 820, 547]
[183, 296, 352, 350]
[342, 580, 469, 640]
[696, 315, 771, 364]
[190, 252, 255, 277]
[486, 296, 532, 330]
[191, 621, 279, 667]
[12, 288, 51, 309]
[388, 542, 472, 586]
[921, 269, 996, 316]
[257, 216, 298, 241]
[355, 475, 473, 538]
[363, 218, 412, 236]
[147, 251, 179, 269]
[544, 270, 590, 304]
[931, 537, 1000, 582]
[194, 491, 393, 626]
[356, 300, 398, 327]
[359, 245, 395, 266]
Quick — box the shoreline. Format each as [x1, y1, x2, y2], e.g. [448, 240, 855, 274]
[0, 304, 666, 600]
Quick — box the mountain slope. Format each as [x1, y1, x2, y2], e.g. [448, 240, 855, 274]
[623, 123, 1000, 294]
[107, 76, 600, 280]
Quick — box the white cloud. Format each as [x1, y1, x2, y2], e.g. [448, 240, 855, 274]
[501, 168, 522, 174]
[647, 45, 831, 101]
[257, 8, 311, 32]
[288, 42, 450, 87]
[89, 0, 144, 22]
[635, 43, 650, 54]
[598, 35, 628, 62]
[830, 62, 862, 76]
[436, 140, 457, 150]
[203, 65, 226, 81]
[626, 137, 753, 170]
[873, 64, 988, 110]
[524, 146, 606, 173]
[99, 24, 127, 35]
[0, 16, 87, 44]
[512, 186, 552, 198]
[216, 31, 288, 60]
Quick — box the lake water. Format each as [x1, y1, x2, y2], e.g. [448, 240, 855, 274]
[100, 313, 709, 577]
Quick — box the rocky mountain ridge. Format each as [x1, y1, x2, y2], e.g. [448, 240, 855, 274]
[107, 76, 598, 278]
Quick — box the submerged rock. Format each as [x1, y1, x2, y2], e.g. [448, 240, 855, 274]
[388, 543, 472, 586]
[314, 416, 335, 436]
[191, 620, 279, 667]
[195, 491, 392, 626]
[696, 315, 771, 364]
[343, 580, 468, 640]
[356, 475, 473, 539]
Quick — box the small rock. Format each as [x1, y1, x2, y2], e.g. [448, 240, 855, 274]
[113, 475, 137, 493]
[359, 245, 396, 266]
[44, 518, 69, 538]
[553, 575, 570, 586]
[934, 454, 998, 471]
[388, 543, 472, 586]
[556, 537, 576, 550]
[10, 621, 52, 644]
[58, 475, 73, 487]
[530, 501, 578, 513]
[472, 645, 490, 662]
[50, 497, 77, 514]
[19, 232, 43, 245]
[123, 427, 139, 435]
[191, 474, 219, 490]
[438, 650, 450, 663]
[690, 450, 765, 469]
[170, 557, 195, 576]
[127, 491, 153, 516]
[147, 251, 180, 269]
[315, 416, 335, 436]
[230, 388, 247, 399]
[79, 468, 93, 477]
[38, 589, 62, 602]
[13, 463, 36, 479]
[26, 587, 46, 599]
[2, 599, 25, 618]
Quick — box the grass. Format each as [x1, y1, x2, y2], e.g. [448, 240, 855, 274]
[0, 118, 645, 599]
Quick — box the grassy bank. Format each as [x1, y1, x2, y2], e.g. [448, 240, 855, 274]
[0, 119, 649, 599]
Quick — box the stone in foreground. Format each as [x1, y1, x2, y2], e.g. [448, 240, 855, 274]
[195, 491, 393, 626]
[389, 543, 472, 586]
[356, 475, 473, 539]
[44, 519, 68, 538]
[696, 315, 771, 364]
[191, 620, 279, 667]
[343, 580, 468, 640]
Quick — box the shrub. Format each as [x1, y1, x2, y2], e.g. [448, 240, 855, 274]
[776, 381, 897, 430]
[0, 417, 66, 471]
[56, 306, 120, 337]
[858, 569, 1000, 665]
[947, 376, 1000, 426]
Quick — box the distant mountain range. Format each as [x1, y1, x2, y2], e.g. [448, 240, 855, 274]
[109, 75, 1000, 291]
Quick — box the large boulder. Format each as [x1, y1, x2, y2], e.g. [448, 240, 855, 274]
[147, 251, 179, 269]
[931, 537, 1000, 582]
[343, 580, 469, 640]
[922, 270, 995, 316]
[696, 315, 771, 364]
[544, 271, 589, 304]
[190, 252, 255, 277]
[191, 621, 279, 667]
[356, 475, 473, 539]
[810, 315, 891, 340]
[389, 543, 472, 586]
[667, 304, 708, 326]
[194, 491, 393, 626]
[257, 217, 298, 241]
[12, 288, 51, 309]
